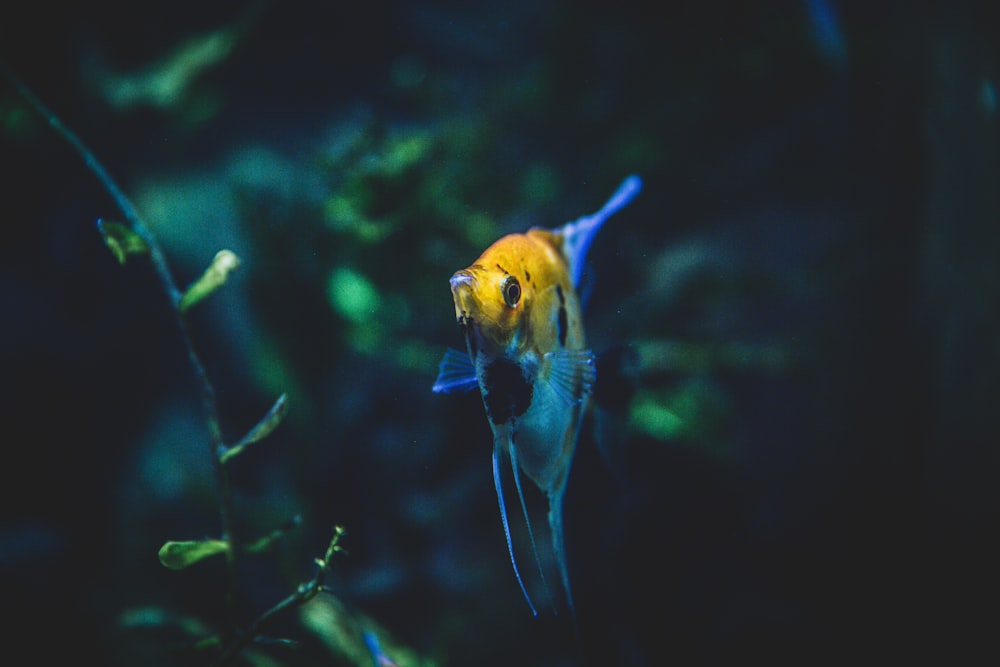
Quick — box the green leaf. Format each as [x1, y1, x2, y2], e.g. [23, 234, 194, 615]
[178, 249, 241, 312]
[243, 514, 302, 554]
[219, 393, 288, 464]
[97, 219, 149, 265]
[158, 539, 229, 570]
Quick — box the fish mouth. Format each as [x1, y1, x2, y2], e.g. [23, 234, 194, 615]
[449, 271, 475, 292]
[450, 271, 481, 356]
[449, 270, 478, 325]
[449, 268, 499, 358]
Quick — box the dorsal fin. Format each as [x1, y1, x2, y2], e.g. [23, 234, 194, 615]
[559, 175, 642, 289]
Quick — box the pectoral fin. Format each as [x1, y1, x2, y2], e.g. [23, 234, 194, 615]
[432, 347, 478, 393]
[544, 348, 597, 406]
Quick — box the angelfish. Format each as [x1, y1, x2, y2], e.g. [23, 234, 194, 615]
[433, 175, 642, 617]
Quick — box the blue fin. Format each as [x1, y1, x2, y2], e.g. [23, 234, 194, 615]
[547, 491, 577, 630]
[561, 174, 643, 289]
[493, 441, 539, 616]
[362, 631, 399, 666]
[544, 349, 597, 406]
[432, 347, 478, 393]
[507, 434, 555, 612]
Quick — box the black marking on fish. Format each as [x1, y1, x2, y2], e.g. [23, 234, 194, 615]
[482, 357, 533, 423]
[496, 263, 508, 275]
[556, 284, 568, 348]
[525, 269, 531, 283]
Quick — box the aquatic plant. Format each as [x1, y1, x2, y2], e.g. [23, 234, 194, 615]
[3, 69, 425, 666]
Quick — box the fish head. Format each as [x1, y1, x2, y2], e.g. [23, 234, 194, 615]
[449, 257, 528, 358]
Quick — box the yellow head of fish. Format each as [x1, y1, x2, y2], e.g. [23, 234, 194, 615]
[448, 231, 568, 361]
[449, 263, 522, 354]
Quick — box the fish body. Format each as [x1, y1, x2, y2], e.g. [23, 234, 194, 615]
[434, 175, 642, 617]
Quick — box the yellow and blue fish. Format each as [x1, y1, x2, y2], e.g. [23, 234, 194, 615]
[433, 175, 642, 618]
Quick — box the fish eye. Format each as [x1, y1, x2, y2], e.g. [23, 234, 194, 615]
[502, 276, 521, 307]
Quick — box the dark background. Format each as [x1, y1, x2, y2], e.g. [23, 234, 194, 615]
[1, 1, 998, 665]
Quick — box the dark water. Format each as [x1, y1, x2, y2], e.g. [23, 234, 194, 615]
[1, 2, 997, 665]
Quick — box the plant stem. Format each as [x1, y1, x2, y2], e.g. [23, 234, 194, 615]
[214, 527, 346, 665]
[5, 71, 242, 637]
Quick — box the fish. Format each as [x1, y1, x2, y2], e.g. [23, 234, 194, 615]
[433, 175, 642, 619]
